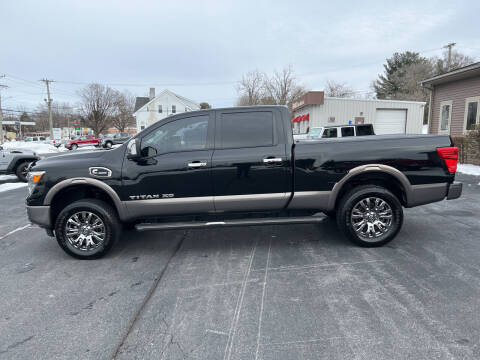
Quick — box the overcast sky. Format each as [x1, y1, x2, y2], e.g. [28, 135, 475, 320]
[0, 0, 479, 113]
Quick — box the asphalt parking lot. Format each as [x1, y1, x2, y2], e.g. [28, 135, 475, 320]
[1, 173, 479, 360]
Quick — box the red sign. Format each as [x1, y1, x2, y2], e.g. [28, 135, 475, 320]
[291, 113, 310, 122]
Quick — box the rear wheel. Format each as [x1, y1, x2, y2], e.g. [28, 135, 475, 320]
[336, 185, 403, 247]
[15, 162, 30, 182]
[54, 199, 120, 259]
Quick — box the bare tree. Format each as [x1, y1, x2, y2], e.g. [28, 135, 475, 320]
[263, 65, 306, 106]
[392, 62, 433, 102]
[431, 50, 475, 75]
[78, 83, 118, 136]
[111, 90, 135, 132]
[236, 70, 265, 106]
[324, 80, 355, 98]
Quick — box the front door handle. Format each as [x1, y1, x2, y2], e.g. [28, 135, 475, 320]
[188, 161, 207, 168]
[263, 157, 283, 164]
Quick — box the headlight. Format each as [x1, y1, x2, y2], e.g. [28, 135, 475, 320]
[28, 171, 45, 195]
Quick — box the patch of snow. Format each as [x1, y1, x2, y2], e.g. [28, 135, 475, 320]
[422, 124, 429, 134]
[457, 164, 480, 176]
[2, 141, 61, 154]
[0, 175, 18, 181]
[0, 182, 27, 193]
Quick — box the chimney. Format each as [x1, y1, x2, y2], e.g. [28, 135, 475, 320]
[149, 88, 155, 100]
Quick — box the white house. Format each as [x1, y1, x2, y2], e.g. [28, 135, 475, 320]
[133, 88, 200, 132]
[291, 91, 426, 135]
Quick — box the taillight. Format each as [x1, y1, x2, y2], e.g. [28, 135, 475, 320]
[437, 147, 458, 173]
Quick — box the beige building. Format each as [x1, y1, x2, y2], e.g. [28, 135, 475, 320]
[291, 91, 425, 135]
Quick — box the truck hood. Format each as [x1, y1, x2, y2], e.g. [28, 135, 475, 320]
[33, 147, 125, 170]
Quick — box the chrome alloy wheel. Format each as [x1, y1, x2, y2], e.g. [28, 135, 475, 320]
[351, 197, 393, 240]
[65, 211, 105, 251]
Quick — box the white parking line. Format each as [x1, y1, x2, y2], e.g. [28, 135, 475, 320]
[0, 224, 31, 241]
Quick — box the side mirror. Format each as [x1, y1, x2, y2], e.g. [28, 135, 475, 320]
[126, 138, 141, 160]
[141, 146, 157, 158]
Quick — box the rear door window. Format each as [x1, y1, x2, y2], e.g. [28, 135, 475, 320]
[322, 128, 338, 138]
[341, 127, 355, 137]
[219, 111, 274, 148]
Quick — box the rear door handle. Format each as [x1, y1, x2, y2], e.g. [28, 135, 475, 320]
[263, 157, 283, 164]
[188, 161, 207, 168]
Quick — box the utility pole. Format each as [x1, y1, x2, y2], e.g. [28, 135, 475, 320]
[40, 78, 54, 138]
[443, 42, 456, 71]
[0, 75, 7, 145]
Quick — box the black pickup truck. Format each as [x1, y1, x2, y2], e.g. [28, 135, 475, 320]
[26, 106, 462, 259]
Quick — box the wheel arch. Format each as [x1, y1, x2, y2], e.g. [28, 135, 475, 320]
[45, 178, 127, 225]
[329, 164, 412, 209]
[8, 156, 37, 173]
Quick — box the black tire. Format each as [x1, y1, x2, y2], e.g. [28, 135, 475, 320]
[71, 143, 78, 150]
[336, 185, 403, 247]
[105, 141, 113, 149]
[323, 211, 336, 219]
[15, 161, 30, 182]
[54, 199, 120, 259]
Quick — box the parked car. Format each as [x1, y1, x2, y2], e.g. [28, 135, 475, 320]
[0, 145, 39, 182]
[65, 135, 100, 150]
[25, 136, 47, 142]
[294, 124, 375, 141]
[26, 106, 462, 259]
[100, 132, 131, 148]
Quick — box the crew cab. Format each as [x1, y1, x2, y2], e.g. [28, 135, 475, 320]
[65, 135, 99, 150]
[26, 106, 462, 259]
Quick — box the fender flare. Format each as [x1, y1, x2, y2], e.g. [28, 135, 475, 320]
[7, 156, 38, 173]
[44, 178, 128, 221]
[327, 164, 413, 209]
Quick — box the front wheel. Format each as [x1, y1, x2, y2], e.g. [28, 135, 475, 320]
[336, 185, 403, 247]
[15, 162, 30, 182]
[71, 143, 78, 150]
[105, 141, 112, 149]
[54, 199, 120, 259]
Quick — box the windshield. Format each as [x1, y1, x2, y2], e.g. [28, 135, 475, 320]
[307, 128, 323, 138]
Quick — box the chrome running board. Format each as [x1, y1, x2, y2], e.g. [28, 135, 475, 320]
[135, 215, 325, 232]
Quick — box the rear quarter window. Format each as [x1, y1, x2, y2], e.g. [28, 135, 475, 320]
[356, 125, 374, 136]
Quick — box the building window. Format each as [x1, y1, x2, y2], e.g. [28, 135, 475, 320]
[158, 105, 162, 113]
[464, 97, 480, 132]
[439, 100, 452, 133]
[172, 105, 176, 114]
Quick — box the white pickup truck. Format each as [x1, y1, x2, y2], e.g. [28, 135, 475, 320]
[294, 124, 375, 141]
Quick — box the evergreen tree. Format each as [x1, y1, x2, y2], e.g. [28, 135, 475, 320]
[373, 51, 429, 99]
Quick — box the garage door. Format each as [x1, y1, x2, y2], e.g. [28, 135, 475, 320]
[375, 109, 407, 134]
